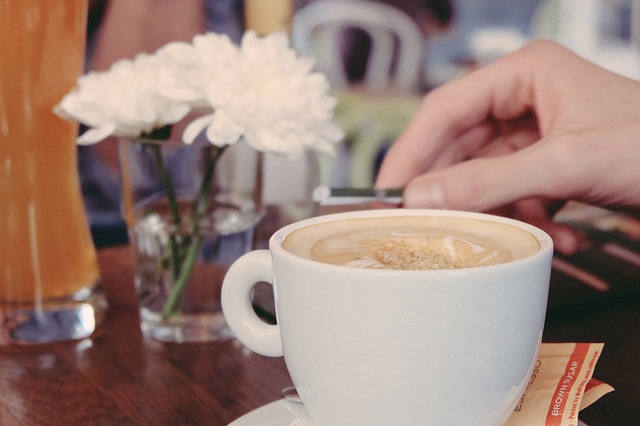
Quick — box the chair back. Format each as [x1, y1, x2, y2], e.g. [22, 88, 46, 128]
[293, 0, 424, 91]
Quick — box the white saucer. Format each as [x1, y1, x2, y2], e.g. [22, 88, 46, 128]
[228, 399, 589, 426]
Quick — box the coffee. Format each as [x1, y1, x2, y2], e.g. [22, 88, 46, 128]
[223, 209, 552, 425]
[282, 215, 540, 270]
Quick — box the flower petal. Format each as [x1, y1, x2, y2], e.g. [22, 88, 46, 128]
[55, 29, 343, 156]
[77, 125, 116, 145]
[182, 114, 214, 144]
[205, 109, 243, 146]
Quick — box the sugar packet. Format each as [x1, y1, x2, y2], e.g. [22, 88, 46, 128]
[505, 343, 613, 426]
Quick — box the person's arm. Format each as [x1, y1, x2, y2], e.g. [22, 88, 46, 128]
[375, 40, 640, 253]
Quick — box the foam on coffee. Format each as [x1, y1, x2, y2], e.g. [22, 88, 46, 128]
[282, 216, 540, 270]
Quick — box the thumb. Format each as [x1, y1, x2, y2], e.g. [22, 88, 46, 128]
[402, 152, 549, 212]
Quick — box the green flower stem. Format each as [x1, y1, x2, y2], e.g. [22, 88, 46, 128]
[168, 234, 181, 282]
[161, 234, 204, 320]
[150, 143, 182, 227]
[191, 146, 227, 224]
[150, 143, 183, 282]
[159, 144, 227, 320]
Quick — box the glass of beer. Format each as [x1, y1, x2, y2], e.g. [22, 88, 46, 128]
[0, 0, 107, 344]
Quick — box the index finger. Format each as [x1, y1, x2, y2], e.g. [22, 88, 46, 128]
[375, 41, 545, 188]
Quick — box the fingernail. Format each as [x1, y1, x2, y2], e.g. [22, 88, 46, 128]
[405, 181, 446, 209]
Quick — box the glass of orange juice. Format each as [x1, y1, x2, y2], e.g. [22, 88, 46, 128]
[0, 0, 107, 344]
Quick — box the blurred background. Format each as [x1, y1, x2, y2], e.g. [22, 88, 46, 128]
[83, 0, 640, 247]
[289, 0, 640, 188]
[294, 0, 640, 91]
[424, 0, 639, 87]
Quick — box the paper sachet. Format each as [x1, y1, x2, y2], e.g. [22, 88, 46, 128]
[505, 343, 614, 426]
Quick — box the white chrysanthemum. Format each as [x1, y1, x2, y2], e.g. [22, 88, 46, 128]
[156, 33, 240, 110]
[182, 31, 344, 159]
[55, 30, 344, 157]
[55, 53, 193, 144]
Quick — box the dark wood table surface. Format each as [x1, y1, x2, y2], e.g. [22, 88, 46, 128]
[1, 207, 639, 425]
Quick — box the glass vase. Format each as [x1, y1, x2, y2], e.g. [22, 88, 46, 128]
[118, 136, 264, 343]
[0, 0, 107, 344]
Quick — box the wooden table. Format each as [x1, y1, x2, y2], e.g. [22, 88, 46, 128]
[1, 207, 639, 425]
[0, 244, 292, 425]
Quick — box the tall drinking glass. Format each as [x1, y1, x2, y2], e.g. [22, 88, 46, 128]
[0, 0, 107, 344]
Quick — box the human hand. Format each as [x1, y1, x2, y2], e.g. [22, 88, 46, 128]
[375, 40, 640, 254]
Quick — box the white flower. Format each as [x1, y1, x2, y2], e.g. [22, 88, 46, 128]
[55, 53, 193, 144]
[55, 30, 344, 158]
[181, 31, 344, 160]
[155, 32, 240, 110]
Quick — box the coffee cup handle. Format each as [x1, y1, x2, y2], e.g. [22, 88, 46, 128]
[221, 250, 283, 357]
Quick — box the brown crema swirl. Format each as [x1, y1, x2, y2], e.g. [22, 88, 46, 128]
[282, 216, 540, 270]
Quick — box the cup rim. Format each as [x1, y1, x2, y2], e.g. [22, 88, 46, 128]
[269, 209, 554, 275]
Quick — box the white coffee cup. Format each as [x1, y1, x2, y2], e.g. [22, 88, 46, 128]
[222, 209, 553, 425]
